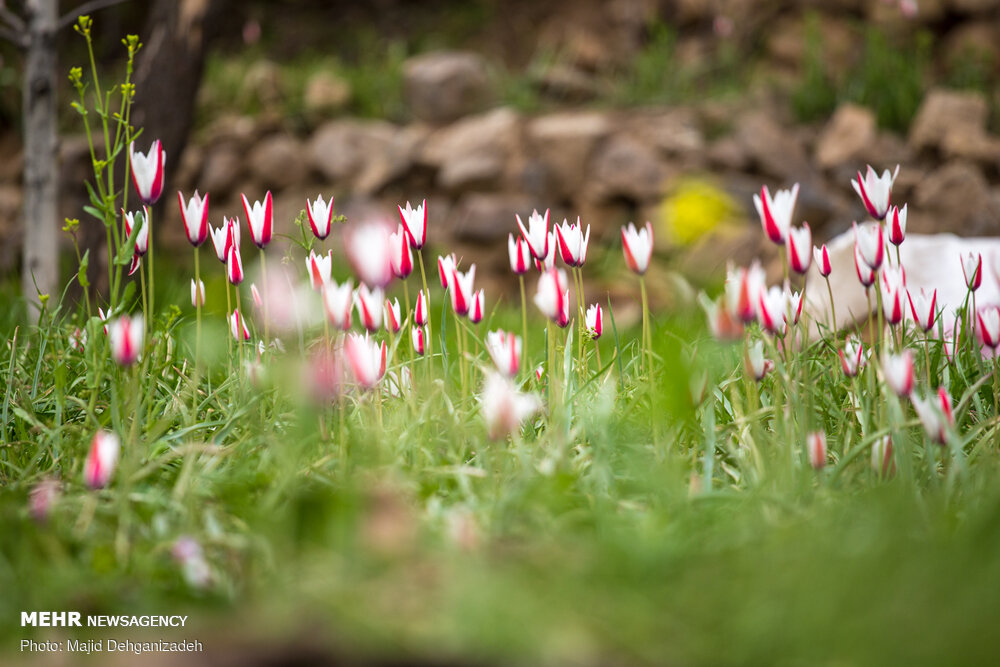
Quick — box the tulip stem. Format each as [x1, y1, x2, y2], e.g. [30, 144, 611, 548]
[575, 267, 585, 379]
[194, 248, 202, 365]
[147, 208, 155, 323]
[138, 255, 148, 331]
[519, 275, 528, 374]
[824, 276, 837, 340]
[403, 279, 414, 370]
[225, 280, 233, 376]
[261, 250, 270, 347]
[639, 276, 651, 378]
[417, 251, 432, 360]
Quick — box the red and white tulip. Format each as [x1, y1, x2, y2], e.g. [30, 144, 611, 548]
[178, 190, 209, 247]
[746, 340, 774, 381]
[814, 244, 832, 277]
[555, 217, 590, 267]
[469, 289, 485, 324]
[851, 164, 899, 220]
[242, 191, 273, 249]
[109, 315, 143, 365]
[887, 204, 907, 246]
[854, 221, 884, 271]
[839, 336, 865, 377]
[911, 387, 954, 445]
[787, 223, 812, 274]
[872, 435, 895, 477]
[307, 194, 335, 240]
[486, 330, 521, 377]
[882, 349, 914, 397]
[438, 254, 457, 289]
[414, 289, 430, 326]
[908, 287, 937, 332]
[355, 284, 385, 332]
[757, 286, 787, 336]
[389, 224, 414, 279]
[534, 268, 571, 328]
[84, 430, 120, 489]
[807, 431, 827, 470]
[516, 209, 550, 261]
[481, 372, 542, 440]
[621, 221, 654, 275]
[508, 233, 531, 275]
[306, 250, 332, 290]
[345, 222, 393, 288]
[398, 199, 427, 249]
[191, 279, 206, 307]
[226, 244, 244, 285]
[344, 332, 387, 389]
[229, 309, 250, 342]
[447, 265, 477, 317]
[977, 305, 1000, 349]
[880, 264, 906, 326]
[323, 279, 354, 331]
[961, 251, 983, 292]
[753, 183, 799, 245]
[725, 261, 764, 324]
[385, 297, 402, 333]
[128, 139, 165, 205]
[411, 325, 427, 356]
[854, 243, 875, 288]
[122, 207, 149, 256]
[585, 303, 603, 340]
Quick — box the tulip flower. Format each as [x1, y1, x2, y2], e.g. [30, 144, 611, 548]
[191, 279, 206, 307]
[814, 244, 832, 277]
[516, 208, 550, 261]
[753, 183, 799, 245]
[83, 430, 120, 489]
[226, 244, 244, 285]
[345, 222, 393, 288]
[210, 224, 229, 263]
[171, 536, 212, 590]
[486, 330, 521, 377]
[178, 190, 209, 247]
[242, 191, 273, 249]
[908, 287, 937, 332]
[871, 435, 895, 477]
[508, 234, 531, 275]
[355, 284, 385, 332]
[108, 315, 143, 365]
[787, 223, 812, 274]
[746, 340, 774, 381]
[229, 309, 251, 342]
[447, 265, 477, 317]
[854, 244, 875, 288]
[887, 204, 907, 246]
[911, 387, 954, 445]
[851, 164, 899, 220]
[534, 267, 571, 328]
[725, 261, 764, 324]
[389, 224, 414, 279]
[534, 231, 557, 272]
[398, 199, 427, 249]
[585, 303, 603, 340]
[961, 252, 983, 292]
[344, 332, 387, 389]
[307, 194, 335, 240]
[480, 371, 542, 440]
[700, 294, 743, 341]
[29, 478, 60, 522]
[853, 221, 884, 271]
[306, 250, 333, 290]
[323, 279, 354, 331]
[414, 289, 429, 326]
[411, 326, 427, 356]
[535, 366, 544, 382]
[122, 207, 149, 256]
[977, 306, 1000, 349]
[98, 307, 110, 335]
[250, 283, 262, 309]
[882, 349, 914, 397]
[438, 254, 457, 289]
[807, 431, 827, 470]
[621, 221, 654, 275]
[469, 289, 485, 324]
[787, 287, 803, 325]
[555, 217, 590, 267]
[127, 254, 142, 277]
[69, 327, 87, 352]
[757, 286, 787, 336]
[385, 297, 402, 333]
[839, 336, 865, 377]
[880, 265, 906, 326]
[128, 139, 165, 205]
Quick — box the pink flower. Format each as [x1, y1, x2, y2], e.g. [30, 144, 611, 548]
[887, 204, 907, 246]
[389, 224, 414, 279]
[882, 349, 914, 397]
[177, 190, 209, 247]
[911, 387, 954, 445]
[384, 297, 402, 333]
[814, 244, 832, 277]
[398, 199, 427, 249]
[961, 252, 983, 292]
[305, 250, 332, 290]
[242, 191, 273, 249]
[807, 431, 827, 470]
[98, 307, 110, 335]
[355, 284, 384, 332]
[226, 244, 244, 285]
[854, 244, 875, 288]
[83, 431, 120, 489]
[469, 289, 485, 324]
[414, 289, 430, 326]
[516, 209, 550, 261]
[533, 231, 557, 272]
[725, 261, 764, 323]
[851, 164, 899, 220]
[437, 254, 457, 289]
[191, 279, 206, 308]
[977, 305, 1000, 349]
[127, 254, 142, 277]
[323, 279, 354, 331]
[209, 224, 229, 263]
[229, 309, 250, 342]
[411, 326, 427, 356]
[757, 286, 787, 336]
[854, 221, 884, 270]
[122, 207, 149, 256]
[839, 336, 865, 377]
[508, 234, 531, 275]
[753, 183, 799, 244]
[872, 435, 895, 477]
[555, 217, 591, 267]
[307, 194, 335, 240]
[481, 372, 542, 440]
[621, 221, 654, 275]
[534, 268, 571, 328]
[880, 265, 906, 326]
[585, 303, 603, 340]
[787, 223, 812, 274]
[746, 340, 774, 381]
[29, 478, 60, 522]
[345, 222, 393, 288]
[908, 287, 937, 332]
[447, 265, 477, 317]
[250, 283, 262, 309]
[108, 315, 143, 365]
[344, 332, 387, 389]
[787, 287, 803, 325]
[128, 139, 165, 205]
[486, 330, 521, 377]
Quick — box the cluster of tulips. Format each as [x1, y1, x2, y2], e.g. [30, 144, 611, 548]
[79, 137, 661, 491]
[709, 163, 996, 473]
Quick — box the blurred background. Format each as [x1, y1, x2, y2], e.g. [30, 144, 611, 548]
[1, 0, 1000, 308]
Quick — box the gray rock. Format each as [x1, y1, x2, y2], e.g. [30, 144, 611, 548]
[249, 134, 308, 191]
[303, 71, 352, 117]
[447, 193, 539, 244]
[402, 51, 493, 124]
[198, 144, 242, 197]
[589, 134, 668, 202]
[308, 119, 397, 186]
[734, 111, 813, 182]
[814, 104, 877, 170]
[420, 108, 521, 192]
[528, 112, 611, 199]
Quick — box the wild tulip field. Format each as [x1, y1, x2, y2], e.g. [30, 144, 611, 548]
[5, 18, 1000, 667]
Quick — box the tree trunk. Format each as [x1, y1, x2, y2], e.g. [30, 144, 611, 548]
[22, 0, 59, 312]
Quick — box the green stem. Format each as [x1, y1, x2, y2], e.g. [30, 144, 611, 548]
[261, 250, 270, 346]
[417, 251, 432, 359]
[640, 276, 651, 378]
[519, 274, 529, 374]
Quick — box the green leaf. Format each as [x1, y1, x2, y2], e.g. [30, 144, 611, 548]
[83, 205, 105, 222]
[77, 250, 90, 289]
[115, 217, 140, 266]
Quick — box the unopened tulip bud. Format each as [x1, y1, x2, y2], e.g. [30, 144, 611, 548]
[84, 431, 120, 489]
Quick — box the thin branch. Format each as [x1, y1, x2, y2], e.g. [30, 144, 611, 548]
[57, 0, 130, 31]
[0, 23, 26, 48]
[0, 5, 26, 32]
